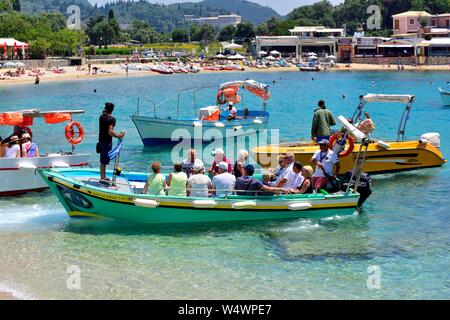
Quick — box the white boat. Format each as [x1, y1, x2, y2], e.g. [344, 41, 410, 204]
[0, 109, 89, 196]
[438, 87, 450, 105]
[131, 80, 271, 146]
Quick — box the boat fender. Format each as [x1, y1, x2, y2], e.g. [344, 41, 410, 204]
[214, 122, 225, 128]
[232, 201, 257, 209]
[288, 202, 312, 211]
[18, 162, 37, 170]
[253, 119, 263, 124]
[192, 200, 217, 208]
[376, 141, 390, 149]
[52, 161, 70, 168]
[134, 198, 159, 208]
[329, 133, 355, 158]
[193, 121, 203, 127]
[65, 121, 85, 145]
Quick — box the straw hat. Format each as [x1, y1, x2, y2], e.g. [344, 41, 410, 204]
[9, 135, 20, 143]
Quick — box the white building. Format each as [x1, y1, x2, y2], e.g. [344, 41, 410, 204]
[185, 14, 242, 28]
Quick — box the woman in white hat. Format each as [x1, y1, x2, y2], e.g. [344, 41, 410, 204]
[4, 135, 20, 158]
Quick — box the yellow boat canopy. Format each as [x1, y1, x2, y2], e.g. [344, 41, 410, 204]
[363, 94, 415, 104]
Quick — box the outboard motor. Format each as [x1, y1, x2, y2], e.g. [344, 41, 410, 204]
[420, 133, 441, 149]
[341, 170, 372, 211]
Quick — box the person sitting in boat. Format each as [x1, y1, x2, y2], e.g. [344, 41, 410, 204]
[208, 148, 232, 175]
[21, 133, 39, 158]
[168, 162, 188, 197]
[268, 155, 287, 186]
[212, 162, 236, 197]
[0, 135, 5, 158]
[288, 165, 314, 194]
[310, 139, 340, 192]
[234, 165, 285, 196]
[285, 161, 305, 190]
[233, 149, 249, 178]
[274, 153, 296, 188]
[182, 149, 204, 178]
[4, 135, 20, 158]
[143, 162, 167, 196]
[187, 164, 212, 198]
[226, 102, 238, 121]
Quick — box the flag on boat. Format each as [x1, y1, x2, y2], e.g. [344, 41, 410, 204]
[108, 140, 123, 161]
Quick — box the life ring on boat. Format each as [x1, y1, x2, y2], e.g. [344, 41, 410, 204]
[217, 89, 226, 105]
[65, 121, 84, 145]
[329, 133, 354, 158]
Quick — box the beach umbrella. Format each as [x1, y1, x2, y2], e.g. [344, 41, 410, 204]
[215, 54, 225, 59]
[327, 55, 337, 59]
[258, 51, 267, 56]
[270, 50, 281, 56]
[2, 61, 17, 68]
[266, 56, 276, 61]
[16, 61, 25, 68]
[224, 42, 243, 50]
[229, 53, 245, 60]
[307, 52, 317, 56]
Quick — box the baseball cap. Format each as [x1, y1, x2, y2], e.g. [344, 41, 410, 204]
[318, 139, 330, 145]
[244, 164, 255, 176]
[218, 161, 228, 171]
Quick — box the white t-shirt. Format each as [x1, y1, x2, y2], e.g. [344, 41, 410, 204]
[228, 107, 237, 116]
[312, 149, 339, 178]
[212, 172, 236, 197]
[286, 172, 305, 189]
[188, 174, 211, 197]
[5, 144, 20, 158]
[182, 158, 204, 176]
[280, 162, 296, 187]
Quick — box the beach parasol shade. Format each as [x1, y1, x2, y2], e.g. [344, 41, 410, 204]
[2, 61, 17, 68]
[266, 56, 276, 60]
[229, 53, 245, 60]
[270, 50, 281, 55]
[224, 42, 243, 50]
[307, 52, 317, 56]
[215, 54, 226, 59]
[258, 51, 267, 56]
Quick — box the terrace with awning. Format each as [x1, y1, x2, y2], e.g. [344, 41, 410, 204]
[0, 38, 29, 60]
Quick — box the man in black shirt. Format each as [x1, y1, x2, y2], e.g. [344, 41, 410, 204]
[98, 102, 125, 181]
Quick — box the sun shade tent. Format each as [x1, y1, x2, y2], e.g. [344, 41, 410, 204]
[219, 80, 271, 103]
[270, 50, 281, 55]
[362, 94, 415, 104]
[223, 42, 243, 50]
[228, 53, 245, 60]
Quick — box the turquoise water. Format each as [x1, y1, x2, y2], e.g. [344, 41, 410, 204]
[0, 71, 449, 299]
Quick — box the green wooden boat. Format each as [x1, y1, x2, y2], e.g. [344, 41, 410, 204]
[38, 168, 361, 225]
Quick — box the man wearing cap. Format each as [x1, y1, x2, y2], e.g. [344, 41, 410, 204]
[311, 139, 340, 191]
[311, 100, 336, 142]
[209, 148, 232, 175]
[98, 102, 125, 182]
[227, 102, 238, 121]
[182, 149, 204, 178]
[235, 164, 284, 196]
[212, 161, 236, 197]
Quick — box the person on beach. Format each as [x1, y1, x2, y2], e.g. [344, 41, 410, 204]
[35, 75, 39, 85]
[88, 63, 91, 75]
[310, 139, 340, 191]
[98, 102, 125, 183]
[143, 161, 167, 196]
[311, 100, 336, 142]
[287, 165, 314, 194]
[125, 63, 129, 77]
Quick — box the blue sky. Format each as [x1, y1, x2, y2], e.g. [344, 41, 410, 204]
[89, 0, 343, 15]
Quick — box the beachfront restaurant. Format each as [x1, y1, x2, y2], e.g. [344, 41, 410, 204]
[0, 38, 29, 60]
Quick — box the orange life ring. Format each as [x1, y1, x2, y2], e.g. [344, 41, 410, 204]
[217, 89, 226, 105]
[329, 133, 354, 158]
[65, 121, 84, 145]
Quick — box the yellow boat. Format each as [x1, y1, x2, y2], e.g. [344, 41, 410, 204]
[252, 94, 446, 175]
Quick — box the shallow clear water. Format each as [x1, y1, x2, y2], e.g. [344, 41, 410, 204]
[0, 71, 449, 299]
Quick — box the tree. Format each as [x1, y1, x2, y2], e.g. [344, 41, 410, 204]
[171, 28, 189, 42]
[108, 8, 115, 21]
[233, 22, 255, 45]
[12, 0, 20, 12]
[92, 20, 116, 48]
[217, 25, 235, 41]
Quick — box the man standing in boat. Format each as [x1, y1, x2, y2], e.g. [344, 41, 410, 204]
[311, 100, 336, 142]
[310, 139, 340, 191]
[98, 102, 125, 183]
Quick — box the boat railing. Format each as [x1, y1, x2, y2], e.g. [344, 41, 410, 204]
[134, 97, 158, 118]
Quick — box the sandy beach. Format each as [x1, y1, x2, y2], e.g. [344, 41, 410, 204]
[0, 63, 449, 86]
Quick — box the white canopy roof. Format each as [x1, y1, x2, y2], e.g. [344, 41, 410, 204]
[266, 56, 276, 60]
[363, 94, 415, 103]
[0, 38, 29, 48]
[270, 50, 281, 55]
[224, 42, 243, 49]
[228, 53, 245, 60]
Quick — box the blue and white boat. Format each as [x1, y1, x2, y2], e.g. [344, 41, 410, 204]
[131, 80, 271, 146]
[438, 87, 450, 106]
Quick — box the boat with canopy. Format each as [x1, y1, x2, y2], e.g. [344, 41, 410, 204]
[131, 80, 271, 146]
[38, 119, 370, 224]
[438, 87, 450, 106]
[0, 109, 89, 196]
[252, 94, 446, 175]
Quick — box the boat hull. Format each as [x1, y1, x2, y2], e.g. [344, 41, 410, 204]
[39, 168, 359, 225]
[252, 140, 446, 175]
[0, 154, 89, 196]
[438, 88, 450, 106]
[131, 115, 269, 146]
